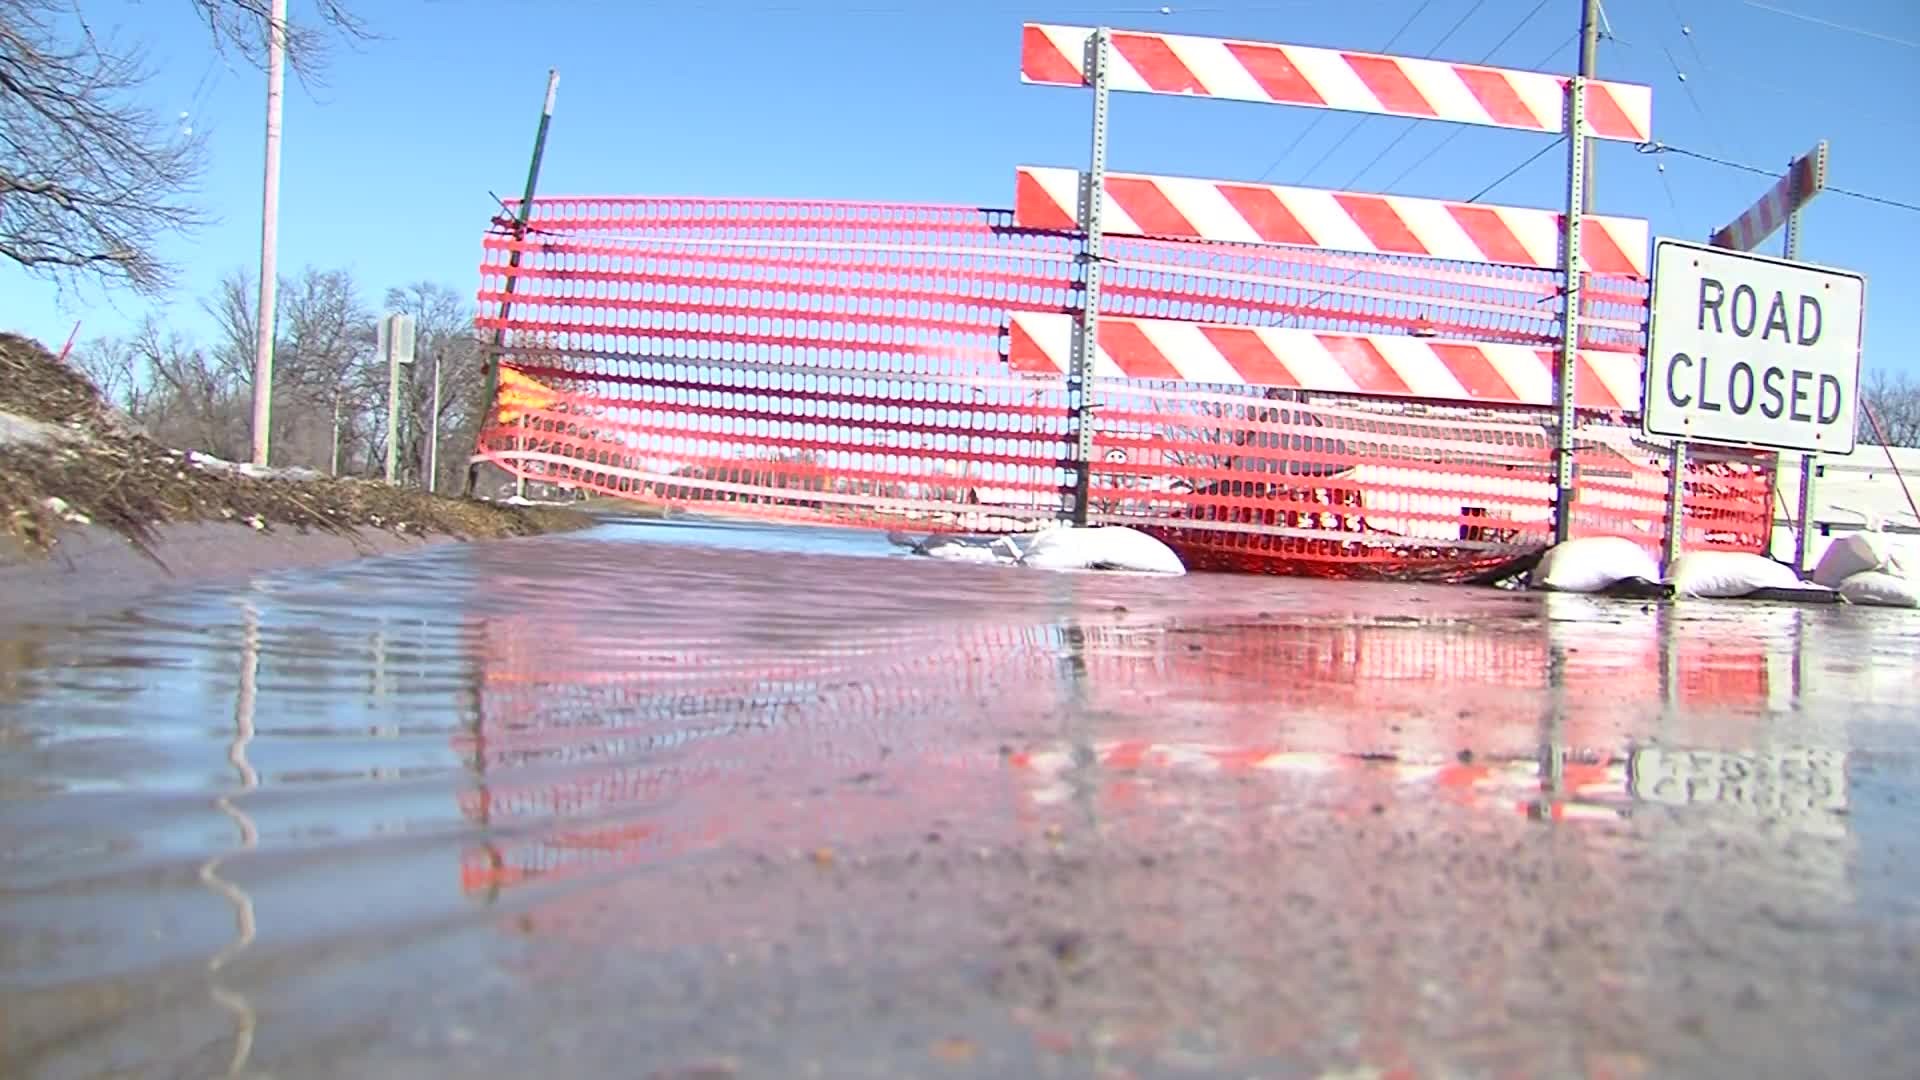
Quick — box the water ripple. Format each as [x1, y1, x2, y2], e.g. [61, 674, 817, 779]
[2, 518, 1918, 1077]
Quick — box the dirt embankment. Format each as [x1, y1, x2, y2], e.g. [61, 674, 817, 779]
[0, 331, 595, 620]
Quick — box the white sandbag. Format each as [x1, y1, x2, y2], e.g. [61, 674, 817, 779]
[1811, 532, 1908, 589]
[1666, 550, 1807, 598]
[1530, 536, 1662, 593]
[1017, 525, 1186, 575]
[1836, 570, 1920, 609]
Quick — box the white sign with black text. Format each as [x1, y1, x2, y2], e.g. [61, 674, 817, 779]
[1643, 238, 1866, 454]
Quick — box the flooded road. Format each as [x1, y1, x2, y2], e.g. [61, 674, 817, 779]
[3, 516, 1919, 1079]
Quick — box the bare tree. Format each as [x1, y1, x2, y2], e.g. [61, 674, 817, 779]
[208, 264, 374, 471]
[130, 315, 250, 458]
[1859, 368, 1920, 448]
[63, 265, 492, 482]
[68, 334, 147, 415]
[0, 0, 207, 292]
[204, 266, 265, 386]
[1, 1, 369, 294]
[190, 0, 370, 80]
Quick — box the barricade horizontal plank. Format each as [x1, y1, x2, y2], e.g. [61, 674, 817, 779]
[1006, 311, 1644, 411]
[1020, 23, 1653, 142]
[1015, 166, 1650, 277]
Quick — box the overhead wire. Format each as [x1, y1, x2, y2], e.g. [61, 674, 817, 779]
[1464, 136, 1565, 203]
[1290, 0, 1497, 188]
[1251, 0, 1444, 183]
[1661, 0, 1710, 68]
[1734, 0, 1919, 50]
[1262, 6, 1612, 329]
[1637, 144, 1920, 214]
[1371, 28, 1575, 195]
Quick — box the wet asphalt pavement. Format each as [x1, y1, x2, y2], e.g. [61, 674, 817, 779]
[2, 517, 1918, 1079]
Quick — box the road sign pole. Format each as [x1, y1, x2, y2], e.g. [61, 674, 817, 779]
[1067, 27, 1111, 527]
[1708, 142, 1829, 570]
[1553, 76, 1589, 545]
[1793, 456, 1820, 573]
[1663, 440, 1686, 569]
[1782, 155, 1817, 573]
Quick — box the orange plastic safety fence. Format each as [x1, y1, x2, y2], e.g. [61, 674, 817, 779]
[1081, 383, 1775, 581]
[470, 196, 1773, 578]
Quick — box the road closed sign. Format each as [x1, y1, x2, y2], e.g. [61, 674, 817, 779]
[1643, 238, 1866, 454]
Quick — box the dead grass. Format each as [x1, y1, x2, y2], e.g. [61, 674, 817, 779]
[0, 332, 593, 554]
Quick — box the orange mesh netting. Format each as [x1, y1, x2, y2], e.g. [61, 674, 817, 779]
[470, 196, 1775, 579]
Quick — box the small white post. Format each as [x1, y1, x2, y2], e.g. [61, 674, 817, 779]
[379, 313, 417, 484]
[428, 348, 443, 494]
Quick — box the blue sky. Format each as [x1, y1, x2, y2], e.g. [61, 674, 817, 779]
[4, 0, 1916, 378]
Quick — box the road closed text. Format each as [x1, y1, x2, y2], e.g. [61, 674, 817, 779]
[1643, 241, 1864, 454]
[1663, 277, 1842, 424]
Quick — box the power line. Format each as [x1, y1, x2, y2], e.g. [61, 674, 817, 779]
[1638, 143, 1920, 214]
[1661, 0, 1710, 68]
[1293, 0, 1498, 187]
[1465, 136, 1565, 202]
[1477, 0, 1558, 61]
[1331, 0, 1550, 190]
[1423, 0, 1493, 56]
[1600, 0, 1731, 164]
[1264, 10, 1566, 329]
[1736, 0, 1919, 50]
[1251, 0, 1443, 183]
[1371, 30, 1576, 194]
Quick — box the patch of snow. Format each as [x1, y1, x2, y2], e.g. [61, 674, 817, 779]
[0, 409, 72, 449]
[40, 496, 91, 525]
[185, 450, 325, 483]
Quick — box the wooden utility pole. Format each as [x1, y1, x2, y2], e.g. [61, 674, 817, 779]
[1578, 0, 1600, 202]
[250, 0, 287, 467]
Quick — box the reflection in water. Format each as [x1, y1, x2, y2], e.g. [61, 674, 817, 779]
[0, 520, 1914, 1078]
[197, 594, 260, 1078]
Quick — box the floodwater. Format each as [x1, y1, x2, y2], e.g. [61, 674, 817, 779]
[2, 516, 1919, 1080]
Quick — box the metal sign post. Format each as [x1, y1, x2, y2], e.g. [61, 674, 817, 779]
[1066, 27, 1111, 527]
[1783, 151, 1822, 572]
[1710, 140, 1829, 570]
[1663, 440, 1686, 569]
[379, 313, 418, 484]
[1552, 76, 1589, 546]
